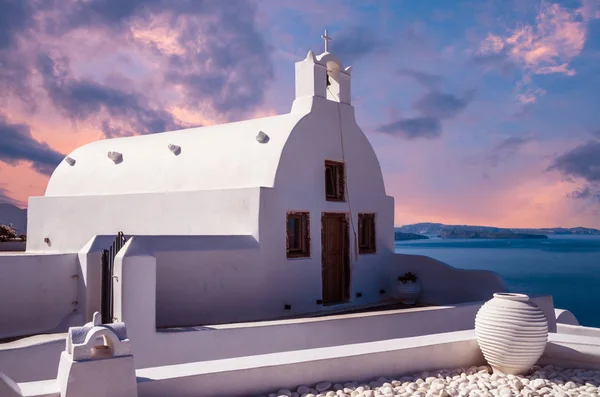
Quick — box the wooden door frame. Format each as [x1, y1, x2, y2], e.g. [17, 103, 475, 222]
[321, 212, 351, 305]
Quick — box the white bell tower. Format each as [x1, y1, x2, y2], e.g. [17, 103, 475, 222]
[294, 29, 353, 106]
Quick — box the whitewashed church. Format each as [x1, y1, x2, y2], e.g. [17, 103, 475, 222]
[20, 32, 395, 328]
[1, 31, 504, 346]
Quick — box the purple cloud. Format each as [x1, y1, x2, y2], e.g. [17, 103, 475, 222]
[37, 53, 184, 136]
[397, 69, 443, 90]
[486, 135, 532, 168]
[567, 185, 600, 201]
[414, 90, 476, 120]
[377, 87, 475, 140]
[0, 114, 64, 175]
[3, 0, 273, 136]
[0, 186, 24, 206]
[0, 0, 33, 50]
[376, 116, 441, 140]
[549, 140, 600, 182]
[330, 26, 387, 64]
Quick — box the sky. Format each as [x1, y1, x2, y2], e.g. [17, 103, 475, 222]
[0, 0, 600, 228]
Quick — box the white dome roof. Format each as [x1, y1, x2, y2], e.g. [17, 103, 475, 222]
[46, 113, 305, 197]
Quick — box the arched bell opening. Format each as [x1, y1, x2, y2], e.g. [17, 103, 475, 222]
[326, 60, 342, 102]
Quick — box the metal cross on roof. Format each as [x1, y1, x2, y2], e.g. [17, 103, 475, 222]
[321, 29, 332, 53]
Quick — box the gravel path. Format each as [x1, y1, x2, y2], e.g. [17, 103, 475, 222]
[262, 365, 600, 397]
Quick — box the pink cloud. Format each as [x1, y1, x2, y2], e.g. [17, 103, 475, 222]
[478, 1, 598, 104]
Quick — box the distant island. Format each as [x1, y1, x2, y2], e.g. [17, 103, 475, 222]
[395, 222, 600, 240]
[439, 229, 547, 239]
[395, 232, 430, 241]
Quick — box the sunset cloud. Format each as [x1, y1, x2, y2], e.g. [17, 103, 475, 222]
[479, 4, 587, 76]
[0, 114, 64, 175]
[0, 187, 25, 207]
[477, 1, 598, 104]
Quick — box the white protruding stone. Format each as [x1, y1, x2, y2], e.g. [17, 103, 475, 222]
[107, 151, 123, 164]
[168, 144, 182, 155]
[256, 131, 270, 143]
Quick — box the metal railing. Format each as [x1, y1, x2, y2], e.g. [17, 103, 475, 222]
[101, 232, 127, 324]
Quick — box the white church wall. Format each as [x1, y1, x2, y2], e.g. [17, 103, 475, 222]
[0, 253, 79, 339]
[257, 97, 395, 317]
[26, 187, 262, 253]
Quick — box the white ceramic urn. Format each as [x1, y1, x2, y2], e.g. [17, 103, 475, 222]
[396, 281, 421, 304]
[475, 293, 548, 375]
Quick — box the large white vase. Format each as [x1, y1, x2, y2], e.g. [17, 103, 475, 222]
[396, 281, 421, 304]
[475, 293, 548, 375]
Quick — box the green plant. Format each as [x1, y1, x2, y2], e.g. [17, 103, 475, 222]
[0, 224, 17, 242]
[398, 272, 417, 284]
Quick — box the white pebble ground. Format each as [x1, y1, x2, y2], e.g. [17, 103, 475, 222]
[262, 365, 600, 397]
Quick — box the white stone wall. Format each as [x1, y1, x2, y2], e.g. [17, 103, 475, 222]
[390, 254, 508, 306]
[26, 187, 262, 252]
[151, 236, 263, 327]
[0, 253, 79, 339]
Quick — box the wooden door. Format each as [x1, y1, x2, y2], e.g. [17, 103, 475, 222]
[321, 213, 350, 304]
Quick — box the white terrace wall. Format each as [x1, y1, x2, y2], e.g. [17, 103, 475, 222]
[110, 237, 555, 371]
[0, 253, 79, 339]
[26, 187, 261, 253]
[0, 237, 555, 384]
[0, 241, 26, 252]
[391, 254, 507, 305]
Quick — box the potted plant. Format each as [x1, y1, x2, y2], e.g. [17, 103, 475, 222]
[397, 272, 421, 304]
[0, 224, 17, 242]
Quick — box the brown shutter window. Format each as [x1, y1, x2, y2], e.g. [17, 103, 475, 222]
[325, 160, 345, 201]
[286, 211, 310, 258]
[358, 213, 376, 254]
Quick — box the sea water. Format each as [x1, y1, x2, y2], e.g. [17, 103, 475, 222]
[395, 235, 600, 327]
